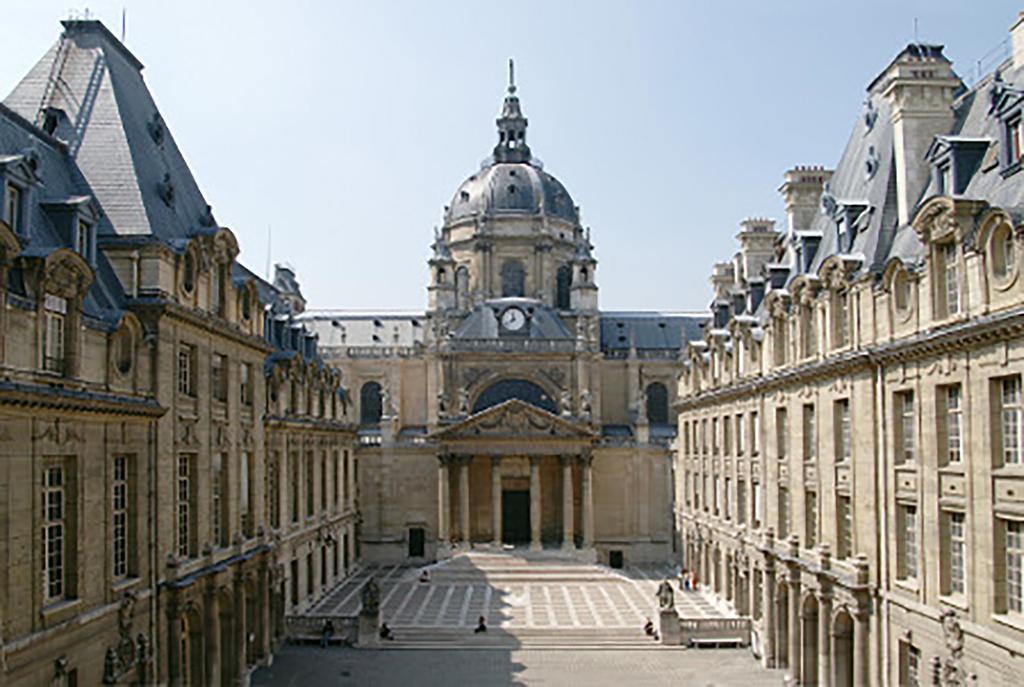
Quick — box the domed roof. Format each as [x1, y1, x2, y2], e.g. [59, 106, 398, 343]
[443, 60, 579, 226]
[445, 162, 578, 224]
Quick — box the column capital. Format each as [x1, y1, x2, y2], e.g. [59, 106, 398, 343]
[529, 455, 542, 467]
[578, 451, 594, 468]
[560, 454, 574, 467]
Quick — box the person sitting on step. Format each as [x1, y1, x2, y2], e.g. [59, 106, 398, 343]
[474, 615, 488, 634]
[419, 569, 430, 583]
[643, 617, 655, 637]
[379, 622, 395, 641]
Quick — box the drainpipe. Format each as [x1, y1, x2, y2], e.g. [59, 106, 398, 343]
[874, 360, 890, 687]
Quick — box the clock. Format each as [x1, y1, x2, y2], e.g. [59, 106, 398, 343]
[500, 306, 527, 332]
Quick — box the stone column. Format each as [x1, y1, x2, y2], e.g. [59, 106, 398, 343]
[437, 455, 450, 546]
[788, 576, 801, 684]
[853, 609, 870, 687]
[817, 591, 832, 687]
[491, 456, 503, 547]
[204, 586, 221, 686]
[561, 455, 575, 550]
[259, 565, 272, 661]
[763, 565, 776, 668]
[529, 456, 542, 551]
[459, 456, 471, 548]
[234, 577, 247, 684]
[580, 453, 594, 549]
[167, 601, 183, 687]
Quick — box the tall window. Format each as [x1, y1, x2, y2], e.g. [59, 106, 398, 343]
[713, 475, 720, 515]
[320, 452, 328, 512]
[805, 491, 818, 547]
[1008, 520, 1024, 612]
[500, 259, 525, 298]
[753, 482, 763, 530]
[722, 415, 732, 455]
[5, 183, 22, 232]
[775, 408, 788, 461]
[778, 485, 790, 538]
[212, 262, 227, 316]
[900, 505, 918, 579]
[1009, 115, 1024, 163]
[941, 242, 960, 317]
[801, 303, 817, 359]
[735, 414, 745, 455]
[832, 291, 849, 349]
[177, 344, 195, 396]
[42, 463, 68, 602]
[835, 399, 852, 463]
[240, 362, 253, 406]
[212, 353, 228, 403]
[737, 479, 747, 525]
[896, 391, 916, 464]
[75, 219, 91, 259]
[333, 451, 341, 511]
[645, 382, 669, 425]
[943, 385, 963, 465]
[945, 512, 966, 596]
[305, 452, 315, 518]
[212, 453, 228, 547]
[724, 477, 732, 520]
[112, 456, 131, 579]
[267, 452, 280, 529]
[555, 264, 571, 310]
[177, 455, 193, 558]
[900, 641, 922, 687]
[802, 404, 817, 462]
[837, 496, 852, 558]
[772, 315, 787, 366]
[455, 266, 470, 310]
[751, 411, 760, 456]
[1002, 376, 1023, 465]
[360, 382, 383, 425]
[241, 451, 254, 537]
[290, 452, 300, 523]
[42, 294, 67, 374]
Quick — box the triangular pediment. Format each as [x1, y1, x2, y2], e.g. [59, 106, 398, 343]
[432, 399, 594, 441]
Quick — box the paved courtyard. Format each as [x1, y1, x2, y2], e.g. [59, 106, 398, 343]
[252, 645, 781, 686]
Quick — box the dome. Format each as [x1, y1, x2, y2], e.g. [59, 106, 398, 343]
[445, 161, 579, 224]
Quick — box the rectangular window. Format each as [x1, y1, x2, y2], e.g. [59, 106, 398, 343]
[42, 294, 66, 374]
[735, 414, 745, 456]
[713, 475, 720, 516]
[837, 495, 852, 559]
[240, 362, 253, 406]
[896, 390, 916, 464]
[333, 451, 341, 510]
[701, 419, 709, 455]
[42, 463, 67, 602]
[1009, 115, 1023, 163]
[944, 385, 962, 465]
[712, 418, 719, 455]
[803, 404, 816, 462]
[723, 416, 732, 456]
[1007, 520, 1024, 613]
[212, 263, 227, 316]
[212, 353, 228, 403]
[900, 641, 922, 687]
[737, 479, 746, 525]
[724, 477, 732, 520]
[177, 455, 193, 558]
[241, 451, 254, 537]
[177, 344, 194, 396]
[5, 183, 21, 232]
[112, 456, 131, 579]
[1002, 376, 1023, 465]
[835, 399, 851, 463]
[290, 453, 300, 524]
[776, 407, 788, 461]
[900, 504, 918, 579]
[305, 452, 315, 518]
[320, 452, 328, 512]
[948, 512, 966, 596]
[212, 453, 227, 547]
[778, 485, 790, 538]
[805, 491, 818, 548]
[942, 242, 960, 317]
[833, 292, 849, 349]
[267, 452, 280, 529]
[76, 219, 90, 257]
[753, 482, 763, 530]
[751, 411, 760, 456]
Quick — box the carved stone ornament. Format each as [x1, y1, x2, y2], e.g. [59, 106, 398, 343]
[657, 579, 675, 610]
[559, 389, 573, 418]
[35, 418, 83, 446]
[936, 609, 970, 687]
[458, 387, 470, 415]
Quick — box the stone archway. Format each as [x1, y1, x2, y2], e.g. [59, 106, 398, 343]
[801, 594, 819, 686]
[832, 608, 854, 687]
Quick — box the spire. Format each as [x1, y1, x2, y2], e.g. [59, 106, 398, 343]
[494, 58, 531, 163]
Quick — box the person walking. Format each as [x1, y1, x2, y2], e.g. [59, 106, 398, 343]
[320, 619, 335, 648]
[474, 615, 488, 633]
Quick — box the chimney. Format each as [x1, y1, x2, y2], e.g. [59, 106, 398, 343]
[1012, 12, 1024, 69]
[779, 166, 833, 236]
[737, 218, 779, 281]
[878, 44, 960, 225]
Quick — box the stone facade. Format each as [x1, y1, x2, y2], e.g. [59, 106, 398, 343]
[676, 17, 1024, 687]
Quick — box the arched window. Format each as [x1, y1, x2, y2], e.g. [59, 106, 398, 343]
[646, 382, 669, 425]
[500, 260, 525, 297]
[455, 266, 470, 310]
[473, 379, 556, 414]
[555, 264, 571, 309]
[360, 382, 382, 425]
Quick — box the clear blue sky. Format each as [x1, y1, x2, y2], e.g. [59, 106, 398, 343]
[4, 1, 1021, 311]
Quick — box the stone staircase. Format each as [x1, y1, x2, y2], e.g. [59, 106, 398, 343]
[381, 625, 667, 650]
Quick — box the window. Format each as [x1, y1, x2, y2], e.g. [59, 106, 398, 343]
[712, 418, 719, 455]
[939, 162, 952, 195]
[899, 504, 918, 579]
[713, 475, 720, 516]
[305, 452, 315, 518]
[360, 382, 383, 425]
[893, 269, 912, 315]
[835, 399, 851, 463]
[723, 415, 732, 455]
[837, 496, 852, 559]
[945, 512, 966, 596]
[112, 456, 131, 579]
[42, 463, 68, 602]
[944, 385, 962, 465]
[115, 327, 133, 375]
[645, 382, 669, 425]
[896, 391, 916, 464]
[1009, 115, 1023, 164]
[241, 451, 254, 537]
[290, 453, 300, 524]
[900, 641, 922, 687]
[775, 408, 788, 461]
[240, 362, 253, 406]
[800, 303, 817, 359]
[555, 264, 571, 309]
[832, 291, 849, 349]
[212, 453, 228, 547]
[1002, 376, 1023, 465]
[735, 414, 745, 455]
[333, 451, 341, 511]
[212, 262, 227, 316]
[75, 219, 90, 259]
[177, 455, 193, 558]
[772, 315, 787, 366]
[778, 485, 790, 538]
[5, 183, 22, 232]
[803, 404, 816, 462]
[320, 452, 328, 512]
[941, 242, 960, 317]
[212, 354, 228, 403]
[500, 259, 525, 298]
[1008, 520, 1024, 612]
[737, 479, 746, 525]
[42, 294, 66, 374]
[455, 266, 470, 310]
[991, 223, 1017, 280]
[177, 345, 195, 396]
[753, 482, 763, 530]
[182, 252, 195, 293]
[805, 491, 818, 547]
[267, 452, 280, 529]
[751, 411, 760, 456]
[724, 477, 732, 520]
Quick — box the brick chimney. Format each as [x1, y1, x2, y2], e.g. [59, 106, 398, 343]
[877, 44, 960, 225]
[736, 218, 779, 281]
[779, 166, 833, 236]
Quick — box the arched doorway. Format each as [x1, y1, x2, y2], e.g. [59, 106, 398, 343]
[832, 608, 854, 687]
[472, 379, 556, 414]
[645, 382, 669, 424]
[360, 381, 382, 424]
[801, 594, 819, 686]
[776, 581, 789, 669]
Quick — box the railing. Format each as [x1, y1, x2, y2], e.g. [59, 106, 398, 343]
[678, 617, 751, 646]
[442, 338, 577, 354]
[284, 614, 359, 645]
[320, 345, 422, 359]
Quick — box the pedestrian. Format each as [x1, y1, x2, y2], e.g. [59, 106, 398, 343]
[679, 568, 689, 591]
[643, 617, 655, 637]
[379, 622, 395, 641]
[320, 619, 335, 648]
[474, 615, 488, 633]
[419, 569, 430, 583]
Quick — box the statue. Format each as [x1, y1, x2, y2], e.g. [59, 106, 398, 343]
[637, 386, 649, 423]
[559, 389, 572, 418]
[579, 389, 593, 422]
[381, 384, 395, 418]
[458, 387, 470, 415]
[360, 577, 380, 615]
[437, 390, 448, 416]
[656, 579, 675, 611]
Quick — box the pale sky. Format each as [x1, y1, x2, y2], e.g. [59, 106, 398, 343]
[3, 1, 1021, 312]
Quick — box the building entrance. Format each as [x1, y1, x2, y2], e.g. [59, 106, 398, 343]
[502, 490, 530, 543]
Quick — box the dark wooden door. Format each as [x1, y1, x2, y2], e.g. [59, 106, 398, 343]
[502, 490, 530, 544]
[408, 527, 425, 558]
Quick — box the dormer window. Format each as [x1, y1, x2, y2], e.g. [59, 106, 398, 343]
[939, 242, 960, 317]
[1009, 115, 1023, 164]
[182, 252, 195, 294]
[939, 162, 952, 195]
[75, 219, 91, 259]
[43, 295, 67, 374]
[4, 183, 22, 233]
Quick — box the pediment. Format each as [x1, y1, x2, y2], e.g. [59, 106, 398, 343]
[432, 399, 594, 441]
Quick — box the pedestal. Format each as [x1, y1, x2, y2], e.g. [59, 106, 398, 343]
[357, 610, 381, 647]
[659, 609, 681, 646]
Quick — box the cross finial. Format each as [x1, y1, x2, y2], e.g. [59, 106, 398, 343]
[508, 58, 516, 95]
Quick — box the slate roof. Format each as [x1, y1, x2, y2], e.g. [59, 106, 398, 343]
[599, 312, 708, 354]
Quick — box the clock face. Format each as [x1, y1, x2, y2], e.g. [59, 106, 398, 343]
[500, 307, 526, 331]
